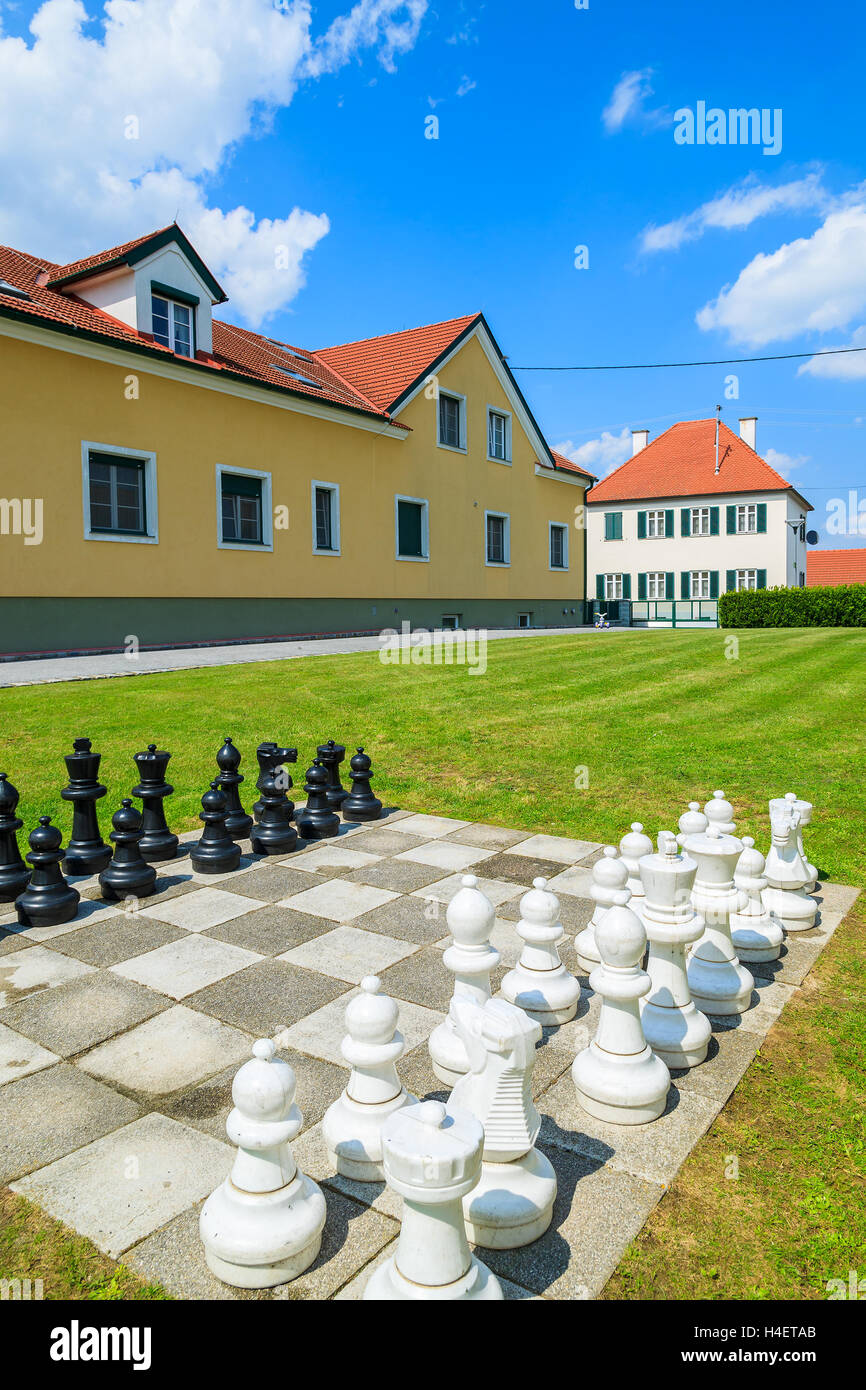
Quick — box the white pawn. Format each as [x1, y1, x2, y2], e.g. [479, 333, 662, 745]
[323, 976, 417, 1180]
[705, 789, 736, 835]
[639, 833, 711, 1069]
[574, 846, 628, 975]
[363, 1100, 503, 1301]
[619, 823, 654, 909]
[685, 825, 754, 1014]
[677, 801, 707, 848]
[501, 878, 579, 1024]
[763, 797, 817, 931]
[572, 889, 670, 1125]
[429, 875, 500, 1087]
[200, 1039, 326, 1288]
[450, 996, 557, 1248]
[730, 837, 784, 963]
[787, 792, 817, 891]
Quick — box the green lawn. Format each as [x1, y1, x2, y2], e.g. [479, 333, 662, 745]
[1, 626, 863, 1300]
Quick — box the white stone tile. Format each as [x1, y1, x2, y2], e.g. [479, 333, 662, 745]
[279, 879, 398, 923]
[395, 841, 496, 871]
[138, 887, 263, 932]
[279, 988, 443, 1067]
[112, 935, 262, 1000]
[393, 814, 472, 839]
[490, 917, 523, 968]
[78, 1005, 253, 1096]
[546, 865, 595, 899]
[12, 1113, 232, 1257]
[508, 835, 601, 864]
[0, 1021, 59, 1086]
[410, 875, 523, 908]
[289, 845, 382, 873]
[280, 926, 418, 984]
[0, 945, 95, 1008]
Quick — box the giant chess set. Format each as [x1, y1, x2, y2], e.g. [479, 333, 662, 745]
[0, 738, 858, 1300]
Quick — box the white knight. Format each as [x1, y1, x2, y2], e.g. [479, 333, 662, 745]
[763, 795, 817, 931]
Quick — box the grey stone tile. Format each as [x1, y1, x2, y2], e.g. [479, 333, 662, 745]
[349, 894, 451, 945]
[411, 875, 523, 908]
[334, 828, 428, 856]
[0, 1063, 139, 1181]
[163, 1048, 348, 1141]
[814, 881, 860, 916]
[476, 852, 564, 885]
[281, 990, 442, 1069]
[498, 892, 593, 936]
[45, 916, 187, 968]
[13, 1113, 232, 1258]
[0, 930, 29, 956]
[705, 977, 796, 1036]
[443, 823, 532, 851]
[0, 971, 169, 1057]
[748, 932, 831, 988]
[668, 1025, 762, 1105]
[0, 1021, 58, 1087]
[344, 860, 451, 894]
[376, 943, 507, 1012]
[203, 905, 334, 956]
[78, 1005, 253, 1098]
[185, 959, 347, 1034]
[221, 864, 326, 903]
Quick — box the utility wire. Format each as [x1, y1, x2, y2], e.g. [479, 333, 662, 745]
[512, 346, 866, 372]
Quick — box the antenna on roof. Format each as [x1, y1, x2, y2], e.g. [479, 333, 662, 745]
[714, 404, 722, 475]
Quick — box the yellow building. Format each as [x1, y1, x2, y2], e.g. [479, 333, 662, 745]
[0, 224, 592, 656]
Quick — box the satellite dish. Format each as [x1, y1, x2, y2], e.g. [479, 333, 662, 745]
[806, 529, 819, 545]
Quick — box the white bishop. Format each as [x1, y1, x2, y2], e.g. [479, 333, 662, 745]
[705, 790, 736, 835]
[428, 875, 500, 1087]
[685, 825, 754, 1015]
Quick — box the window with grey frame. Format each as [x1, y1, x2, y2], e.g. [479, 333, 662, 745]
[397, 499, 426, 558]
[486, 513, 507, 564]
[438, 393, 462, 448]
[550, 523, 567, 568]
[315, 486, 337, 551]
[87, 451, 147, 535]
[221, 473, 263, 544]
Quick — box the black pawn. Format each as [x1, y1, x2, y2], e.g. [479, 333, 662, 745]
[99, 799, 158, 901]
[61, 737, 111, 876]
[297, 760, 341, 840]
[342, 748, 383, 823]
[132, 745, 179, 862]
[15, 816, 80, 927]
[250, 767, 298, 856]
[0, 773, 31, 902]
[216, 737, 253, 840]
[317, 740, 348, 810]
[191, 781, 241, 874]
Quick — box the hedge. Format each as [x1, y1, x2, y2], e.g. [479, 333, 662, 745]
[719, 583, 866, 628]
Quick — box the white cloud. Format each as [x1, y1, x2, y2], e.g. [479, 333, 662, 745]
[798, 325, 866, 380]
[0, 0, 427, 325]
[456, 75, 476, 97]
[764, 447, 809, 472]
[602, 69, 668, 134]
[641, 173, 830, 254]
[696, 205, 866, 347]
[554, 429, 632, 475]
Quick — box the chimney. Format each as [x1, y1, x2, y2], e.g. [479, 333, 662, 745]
[632, 429, 649, 456]
[739, 417, 757, 451]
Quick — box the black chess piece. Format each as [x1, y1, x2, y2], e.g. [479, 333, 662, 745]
[0, 773, 31, 902]
[341, 747, 383, 823]
[61, 737, 112, 876]
[215, 737, 253, 840]
[98, 799, 158, 901]
[15, 816, 80, 927]
[252, 743, 297, 825]
[191, 781, 242, 874]
[297, 760, 341, 840]
[132, 745, 179, 862]
[250, 766, 298, 856]
[317, 740, 349, 810]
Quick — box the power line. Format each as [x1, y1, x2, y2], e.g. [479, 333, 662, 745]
[512, 346, 866, 372]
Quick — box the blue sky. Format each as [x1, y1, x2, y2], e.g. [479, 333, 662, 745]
[2, 0, 865, 544]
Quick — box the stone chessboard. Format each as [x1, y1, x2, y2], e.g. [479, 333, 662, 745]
[0, 808, 859, 1301]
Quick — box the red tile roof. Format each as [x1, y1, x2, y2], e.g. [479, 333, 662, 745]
[316, 314, 481, 411]
[48, 227, 176, 283]
[586, 419, 810, 507]
[807, 548, 866, 586]
[549, 448, 597, 481]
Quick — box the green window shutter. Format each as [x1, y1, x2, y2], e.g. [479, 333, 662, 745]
[681, 507, 691, 536]
[614, 512, 623, 540]
[681, 571, 690, 599]
[710, 571, 720, 599]
[622, 574, 631, 600]
[726, 504, 736, 534]
[757, 569, 767, 590]
[757, 503, 767, 533]
[637, 572, 647, 600]
[596, 574, 605, 600]
[665, 572, 675, 600]
[605, 512, 622, 540]
[710, 506, 720, 535]
[726, 569, 736, 593]
[637, 511, 647, 539]
[665, 509, 674, 537]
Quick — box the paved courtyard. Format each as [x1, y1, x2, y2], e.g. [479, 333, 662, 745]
[0, 809, 858, 1300]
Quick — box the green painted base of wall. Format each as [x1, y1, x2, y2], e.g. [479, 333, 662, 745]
[0, 597, 588, 658]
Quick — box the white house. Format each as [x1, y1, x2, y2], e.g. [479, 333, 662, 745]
[585, 418, 813, 624]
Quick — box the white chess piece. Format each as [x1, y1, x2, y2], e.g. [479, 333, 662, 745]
[619, 823, 654, 907]
[572, 888, 670, 1125]
[501, 877, 579, 1024]
[200, 1039, 326, 1288]
[684, 825, 754, 1014]
[429, 875, 500, 1087]
[762, 797, 817, 931]
[677, 801, 708, 848]
[450, 996, 557, 1248]
[574, 846, 628, 974]
[363, 1100, 503, 1301]
[638, 833, 711, 1069]
[786, 792, 817, 892]
[322, 976, 417, 1180]
[704, 790, 736, 835]
[730, 837, 784, 963]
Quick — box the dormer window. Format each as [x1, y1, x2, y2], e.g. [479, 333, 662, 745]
[151, 291, 193, 356]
